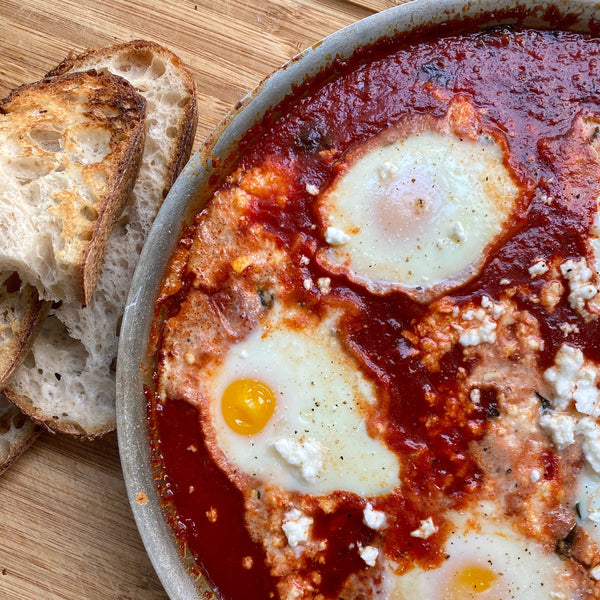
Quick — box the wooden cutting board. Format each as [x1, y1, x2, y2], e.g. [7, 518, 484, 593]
[0, 0, 407, 598]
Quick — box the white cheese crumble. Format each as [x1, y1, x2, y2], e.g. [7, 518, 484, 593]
[481, 295, 505, 319]
[529, 259, 549, 278]
[462, 309, 476, 321]
[273, 437, 324, 483]
[325, 227, 350, 246]
[282, 508, 313, 548]
[540, 346, 600, 474]
[560, 258, 598, 319]
[456, 298, 506, 348]
[303, 278, 313, 290]
[544, 344, 600, 415]
[305, 183, 320, 196]
[299, 255, 310, 266]
[410, 517, 438, 539]
[363, 503, 387, 530]
[377, 160, 398, 180]
[470, 388, 481, 404]
[317, 277, 331, 295]
[530, 469, 541, 483]
[559, 322, 580, 336]
[459, 314, 497, 347]
[500, 278, 511, 285]
[449, 221, 466, 243]
[358, 544, 379, 567]
[539, 411, 576, 450]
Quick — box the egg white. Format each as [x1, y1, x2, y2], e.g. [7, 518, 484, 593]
[317, 122, 520, 302]
[383, 504, 579, 600]
[204, 307, 401, 497]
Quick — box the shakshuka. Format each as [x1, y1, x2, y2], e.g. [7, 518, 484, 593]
[149, 18, 600, 600]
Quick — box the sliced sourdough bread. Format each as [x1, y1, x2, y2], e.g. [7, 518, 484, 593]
[0, 392, 40, 475]
[0, 71, 146, 305]
[3, 41, 197, 438]
[0, 272, 50, 385]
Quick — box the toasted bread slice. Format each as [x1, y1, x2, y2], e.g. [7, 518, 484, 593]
[0, 272, 50, 385]
[4, 41, 197, 438]
[0, 70, 146, 305]
[0, 393, 40, 475]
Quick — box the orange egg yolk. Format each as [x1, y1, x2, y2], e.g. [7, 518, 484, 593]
[448, 566, 497, 598]
[221, 379, 276, 435]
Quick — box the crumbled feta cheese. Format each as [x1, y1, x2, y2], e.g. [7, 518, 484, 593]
[449, 221, 466, 243]
[239, 349, 248, 359]
[456, 298, 506, 348]
[491, 304, 505, 319]
[529, 259, 549, 278]
[574, 371, 600, 416]
[317, 277, 331, 295]
[305, 183, 320, 196]
[541, 279, 564, 312]
[559, 322, 580, 336]
[358, 544, 379, 567]
[481, 295, 505, 319]
[410, 517, 438, 539]
[526, 336, 544, 351]
[539, 411, 576, 450]
[500, 278, 511, 285]
[470, 388, 481, 404]
[578, 418, 600, 474]
[363, 503, 387, 530]
[273, 437, 324, 483]
[282, 508, 313, 548]
[544, 344, 600, 415]
[303, 278, 313, 290]
[530, 469, 541, 483]
[377, 160, 398, 180]
[325, 227, 350, 246]
[560, 258, 598, 318]
[299, 255, 310, 266]
[459, 315, 497, 347]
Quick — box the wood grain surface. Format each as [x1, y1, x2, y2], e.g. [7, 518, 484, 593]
[0, 0, 408, 598]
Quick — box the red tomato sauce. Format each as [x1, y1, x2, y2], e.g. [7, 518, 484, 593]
[150, 23, 600, 599]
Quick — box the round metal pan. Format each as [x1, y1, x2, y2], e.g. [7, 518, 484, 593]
[116, 1, 600, 597]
